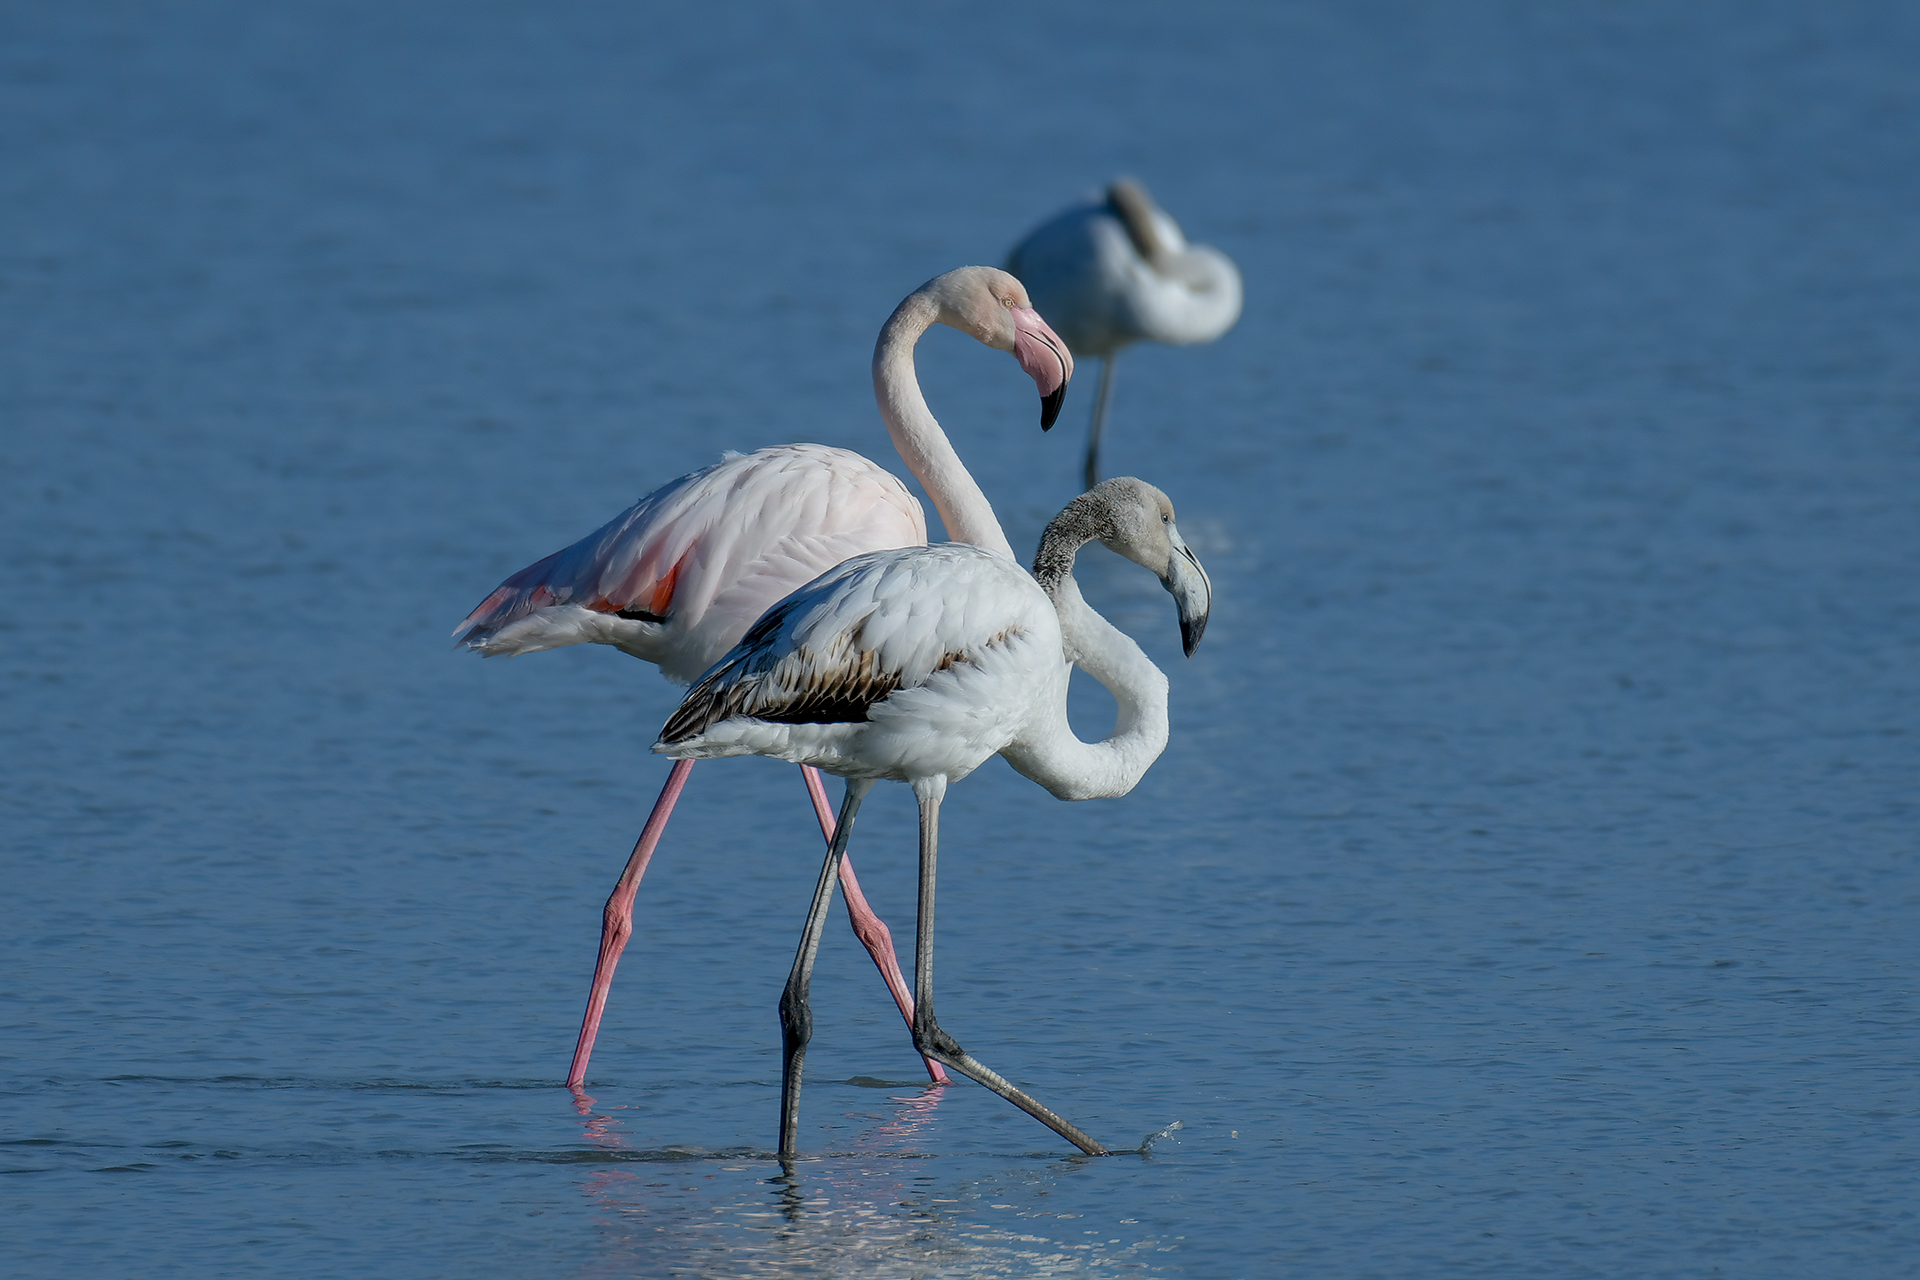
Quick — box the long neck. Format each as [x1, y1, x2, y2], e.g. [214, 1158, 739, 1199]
[1000, 561, 1171, 801]
[873, 293, 1015, 561]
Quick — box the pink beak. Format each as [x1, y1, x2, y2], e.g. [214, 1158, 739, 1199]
[1010, 306, 1075, 429]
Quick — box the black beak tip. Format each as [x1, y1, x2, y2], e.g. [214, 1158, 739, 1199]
[1040, 385, 1066, 431]
[1180, 614, 1208, 658]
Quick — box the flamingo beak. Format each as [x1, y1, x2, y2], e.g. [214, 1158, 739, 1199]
[1160, 522, 1212, 657]
[1010, 306, 1075, 430]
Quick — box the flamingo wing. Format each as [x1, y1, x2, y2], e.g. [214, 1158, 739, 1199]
[454, 444, 927, 682]
[658, 544, 1060, 777]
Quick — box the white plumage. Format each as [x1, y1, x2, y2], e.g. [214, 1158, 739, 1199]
[662, 544, 1064, 782]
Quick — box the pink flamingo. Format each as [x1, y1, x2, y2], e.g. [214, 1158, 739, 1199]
[454, 267, 1073, 1090]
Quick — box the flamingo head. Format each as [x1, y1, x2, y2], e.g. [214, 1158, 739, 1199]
[1092, 477, 1213, 657]
[1034, 477, 1213, 657]
[926, 266, 1076, 429]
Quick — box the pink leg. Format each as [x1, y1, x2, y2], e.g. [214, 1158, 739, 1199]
[801, 765, 950, 1085]
[567, 756, 695, 1090]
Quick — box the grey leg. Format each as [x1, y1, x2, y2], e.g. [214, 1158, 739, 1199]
[1084, 354, 1118, 492]
[778, 776, 873, 1158]
[905, 777, 1109, 1156]
[798, 765, 949, 1084]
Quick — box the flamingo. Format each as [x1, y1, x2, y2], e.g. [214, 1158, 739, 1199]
[453, 266, 1074, 1090]
[657, 476, 1212, 1157]
[1005, 178, 1242, 490]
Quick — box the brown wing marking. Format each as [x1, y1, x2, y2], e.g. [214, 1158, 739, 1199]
[659, 622, 1028, 745]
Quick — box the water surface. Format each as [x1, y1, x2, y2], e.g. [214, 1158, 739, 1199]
[3, 2, 1917, 1276]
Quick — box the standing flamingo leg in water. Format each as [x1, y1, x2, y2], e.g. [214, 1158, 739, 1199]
[565, 760, 940, 1089]
[900, 774, 1109, 1151]
[1006, 178, 1242, 489]
[797, 765, 921, 1038]
[454, 266, 1073, 1088]
[777, 777, 875, 1147]
[777, 773, 1104, 1155]
[658, 477, 1211, 1156]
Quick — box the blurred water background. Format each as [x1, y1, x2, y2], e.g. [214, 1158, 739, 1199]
[3, 2, 1917, 1276]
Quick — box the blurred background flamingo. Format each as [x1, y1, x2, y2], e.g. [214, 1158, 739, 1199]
[1006, 178, 1242, 488]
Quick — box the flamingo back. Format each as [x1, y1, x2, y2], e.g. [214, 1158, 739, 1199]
[455, 444, 927, 683]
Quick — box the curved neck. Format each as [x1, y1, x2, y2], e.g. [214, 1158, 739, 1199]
[873, 293, 1015, 561]
[1000, 559, 1170, 802]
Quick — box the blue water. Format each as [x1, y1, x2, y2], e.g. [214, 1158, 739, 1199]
[4, 1, 1917, 1276]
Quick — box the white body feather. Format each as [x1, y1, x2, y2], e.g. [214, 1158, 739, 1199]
[659, 545, 1066, 784]
[658, 488, 1192, 804]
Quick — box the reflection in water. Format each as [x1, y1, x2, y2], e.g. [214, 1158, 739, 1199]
[567, 1086, 1172, 1278]
[854, 1082, 947, 1152]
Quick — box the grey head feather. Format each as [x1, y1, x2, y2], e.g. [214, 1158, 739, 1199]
[1032, 477, 1211, 657]
[1106, 179, 1169, 265]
